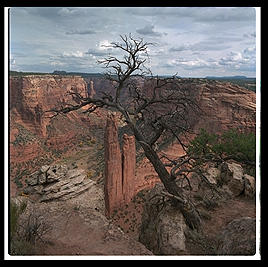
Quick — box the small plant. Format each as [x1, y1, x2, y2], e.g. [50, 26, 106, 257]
[10, 200, 52, 255]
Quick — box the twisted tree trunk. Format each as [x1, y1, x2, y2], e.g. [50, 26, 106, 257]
[131, 123, 202, 231]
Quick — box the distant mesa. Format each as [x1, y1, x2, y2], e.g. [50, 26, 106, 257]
[52, 70, 68, 75]
[205, 75, 250, 80]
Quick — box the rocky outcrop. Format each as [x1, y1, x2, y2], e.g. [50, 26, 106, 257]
[244, 174, 256, 198]
[88, 80, 96, 98]
[9, 75, 109, 197]
[218, 161, 255, 198]
[23, 164, 95, 202]
[12, 187, 153, 256]
[217, 217, 256, 255]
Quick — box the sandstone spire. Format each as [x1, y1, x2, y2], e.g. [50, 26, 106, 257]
[104, 113, 123, 217]
[88, 80, 96, 98]
[104, 114, 137, 217]
[122, 134, 136, 203]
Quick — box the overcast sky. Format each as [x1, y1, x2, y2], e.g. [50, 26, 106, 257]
[9, 7, 257, 77]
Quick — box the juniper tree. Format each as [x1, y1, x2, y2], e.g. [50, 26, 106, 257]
[48, 34, 203, 230]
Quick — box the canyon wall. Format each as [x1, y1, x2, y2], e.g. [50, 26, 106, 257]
[194, 81, 256, 134]
[10, 75, 88, 136]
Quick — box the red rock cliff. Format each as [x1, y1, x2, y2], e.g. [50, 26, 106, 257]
[10, 75, 88, 136]
[194, 81, 256, 134]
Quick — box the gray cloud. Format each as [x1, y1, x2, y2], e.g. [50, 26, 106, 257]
[85, 49, 111, 57]
[65, 29, 96, 35]
[169, 41, 230, 53]
[243, 32, 256, 38]
[136, 25, 164, 37]
[126, 7, 255, 22]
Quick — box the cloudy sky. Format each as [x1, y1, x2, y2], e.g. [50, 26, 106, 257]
[9, 7, 257, 77]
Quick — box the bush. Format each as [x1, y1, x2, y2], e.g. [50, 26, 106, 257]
[187, 128, 256, 174]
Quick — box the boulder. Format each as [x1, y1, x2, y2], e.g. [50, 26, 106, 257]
[217, 162, 245, 197]
[219, 162, 233, 185]
[46, 164, 68, 183]
[226, 162, 245, 197]
[25, 171, 39, 186]
[217, 217, 256, 255]
[243, 174, 256, 199]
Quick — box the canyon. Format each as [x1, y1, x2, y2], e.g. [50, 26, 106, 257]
[9, 74, 256, 255]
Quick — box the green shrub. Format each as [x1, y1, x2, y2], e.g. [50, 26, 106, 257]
[187, 128, 256, 174]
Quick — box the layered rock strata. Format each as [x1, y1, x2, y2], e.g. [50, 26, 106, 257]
[24, 164, 95, 202]
[193, 81, 256, 134]
[122, 134, 136, 203]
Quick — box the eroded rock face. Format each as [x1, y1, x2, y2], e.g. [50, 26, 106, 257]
[104, 114, 139, 217]
[217, 161, 255, 198]
[9, 75, 108, 197]
[244, 174, 256, 199]
[139, 161, 256, 255]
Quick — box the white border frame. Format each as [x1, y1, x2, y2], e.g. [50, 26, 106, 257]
[4, 6, 261, 260]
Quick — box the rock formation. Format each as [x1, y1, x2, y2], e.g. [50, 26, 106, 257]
[23, 164, 95, 202]
[122, 134, 136, 203]
[104, 113, 123, 217]
[139, 161, 256, 255]
[88, 80, 96, 98]
[9, 75, 108, 196]
[9, 75, 256, 202]
[104, 114, 138, 217]
[139, 183, 187, 255]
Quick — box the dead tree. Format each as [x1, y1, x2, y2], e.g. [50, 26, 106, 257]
[48, 34, 202, 230]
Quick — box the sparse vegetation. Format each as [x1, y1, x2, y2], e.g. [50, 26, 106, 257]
[187, 128, 256, 175]
[10, 200, 52, 255]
